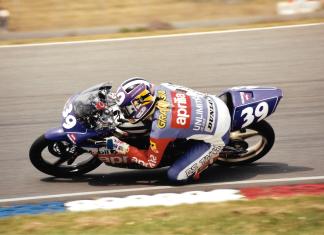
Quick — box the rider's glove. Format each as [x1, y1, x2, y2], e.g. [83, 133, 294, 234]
[106, 136, 129, 155]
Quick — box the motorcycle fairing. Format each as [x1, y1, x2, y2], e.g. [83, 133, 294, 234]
[44, 126, 104, 146]
[47, 92, 100, 144]
[220, 86, 283, 131]
[44, 127, 69, 142]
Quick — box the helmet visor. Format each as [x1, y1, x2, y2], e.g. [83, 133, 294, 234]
[121, 104, 136, 119]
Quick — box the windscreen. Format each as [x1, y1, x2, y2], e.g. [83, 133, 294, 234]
[72, 82, 115, 129]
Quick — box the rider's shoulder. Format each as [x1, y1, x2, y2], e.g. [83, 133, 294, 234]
[159, 82, 186, 91]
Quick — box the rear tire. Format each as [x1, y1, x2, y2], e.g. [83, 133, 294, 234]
[29, 135, 102, 178]
[216, 120, 275, 166]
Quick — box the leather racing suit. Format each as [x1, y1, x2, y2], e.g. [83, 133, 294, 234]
[111, 83, 231, 182]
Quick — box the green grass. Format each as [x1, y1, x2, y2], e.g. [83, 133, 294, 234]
[0, 195, 323, 235]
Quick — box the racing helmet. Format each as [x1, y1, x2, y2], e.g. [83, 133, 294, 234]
[116, 77, 156, 123]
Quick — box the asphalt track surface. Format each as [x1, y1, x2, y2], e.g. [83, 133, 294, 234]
[0, 23, 324, 204]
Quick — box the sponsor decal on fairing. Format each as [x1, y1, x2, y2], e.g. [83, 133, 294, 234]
[130, 156, 150, 168]
[67, 133, 77, 144]
[240, 91, 253, 104]
[148, 154, 158, 168]
[98, 155, 129, 164]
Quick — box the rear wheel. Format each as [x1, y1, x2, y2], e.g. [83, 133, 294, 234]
[216, 120, 275, 166]
[29, 135, 102, 178]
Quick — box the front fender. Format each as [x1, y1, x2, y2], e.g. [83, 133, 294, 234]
[44, 127, 68, 142]
[45, 127, 101, 145]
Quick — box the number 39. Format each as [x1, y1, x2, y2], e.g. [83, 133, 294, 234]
[241, 102, 269, 128]
[62, 103, 77, 129]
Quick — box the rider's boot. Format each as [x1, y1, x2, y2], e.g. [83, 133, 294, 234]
[193, 153, 220, 181]
[167, 142, 224, 183]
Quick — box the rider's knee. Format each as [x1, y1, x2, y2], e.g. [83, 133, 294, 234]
[167, 167, 189, 184]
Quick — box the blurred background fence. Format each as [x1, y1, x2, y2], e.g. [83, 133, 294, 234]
[0, 0, 322, 32]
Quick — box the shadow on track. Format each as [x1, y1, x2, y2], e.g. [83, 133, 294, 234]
[41, 162, 313, 187]
[200, 162, 313, 184]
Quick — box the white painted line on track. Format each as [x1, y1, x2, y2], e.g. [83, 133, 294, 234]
[0, 23, 323, 49]
[1, 175, 324, 203]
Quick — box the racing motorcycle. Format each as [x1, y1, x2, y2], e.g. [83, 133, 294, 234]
[29, 83, 283, 178]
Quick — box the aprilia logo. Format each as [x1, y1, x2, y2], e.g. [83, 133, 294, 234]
[98, 155, 128, 164]
[171, 92, 191, 128]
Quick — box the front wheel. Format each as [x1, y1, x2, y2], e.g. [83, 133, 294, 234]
[216, 120, 275, 166]
[29, 135, 102, 178]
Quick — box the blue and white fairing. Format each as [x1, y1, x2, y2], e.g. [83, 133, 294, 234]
[45, 83, 113, 145]
[45, 100, 99, 145]
[60, 95, 100, 145]
[220, 86, 283, 131]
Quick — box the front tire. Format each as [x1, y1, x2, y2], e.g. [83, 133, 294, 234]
[29, 135, 102, 178]
[216, 120, 275, 166]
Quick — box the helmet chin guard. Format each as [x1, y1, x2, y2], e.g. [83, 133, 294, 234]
[116, 77, 156, 123]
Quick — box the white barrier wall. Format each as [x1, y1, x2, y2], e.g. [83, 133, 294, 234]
[277, 0, 322, 15]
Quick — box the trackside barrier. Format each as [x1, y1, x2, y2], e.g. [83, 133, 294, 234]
[277, 0, 322, 15]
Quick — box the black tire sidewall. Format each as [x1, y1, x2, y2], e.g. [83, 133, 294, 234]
[216, 120, 275, 166]
[29, 135, 102, 177]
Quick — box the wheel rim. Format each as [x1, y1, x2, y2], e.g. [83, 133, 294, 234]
[218, 129, 268, 162]
[41, 141, 96, 172]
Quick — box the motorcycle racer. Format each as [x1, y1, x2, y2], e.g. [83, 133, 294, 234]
[104, 77, 231, 182]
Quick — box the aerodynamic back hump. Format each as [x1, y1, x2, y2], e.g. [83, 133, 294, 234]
[219, 86, 283, 131]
